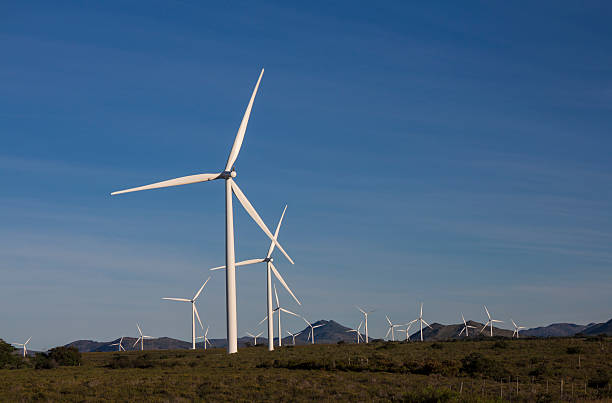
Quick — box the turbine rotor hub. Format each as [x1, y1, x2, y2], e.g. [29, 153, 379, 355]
[220, 171, 237, 179]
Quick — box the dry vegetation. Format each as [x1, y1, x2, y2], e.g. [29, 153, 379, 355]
[1, 336, 610, 402]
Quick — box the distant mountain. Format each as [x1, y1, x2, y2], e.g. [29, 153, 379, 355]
[521, 323, 589, 338]
[282, 320, 361, 345]
[583, 318, 612, 336]
[408, 321, 514, 341]
[67, 336, 267, 352]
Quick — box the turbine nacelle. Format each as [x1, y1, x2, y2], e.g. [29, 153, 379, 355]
[220, 170, 237, 179]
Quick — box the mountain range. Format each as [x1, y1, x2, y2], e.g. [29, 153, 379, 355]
[64, 318, 612, 352]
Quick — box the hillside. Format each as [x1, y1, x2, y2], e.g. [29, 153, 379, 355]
[583, 318, 612, 336]
[409, 321, 514, 341]
[521, 323, 589, 337]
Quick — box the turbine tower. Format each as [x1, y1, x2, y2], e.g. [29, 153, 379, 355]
[133, 324, 153, 351]
[357, 306, 374, 343]
[110, 337, 126, 351]
[458, 314, 477, 337]
[511, 319, 526, 338]
[346, 321, 364, 343]
[414, 303, 432, 341]
[480, 305, 503, 337]
[111, 69, 293, 354]
[210, 205, 298, 352]
[162, 277, 211, 349]
[12, 337, 31, 357]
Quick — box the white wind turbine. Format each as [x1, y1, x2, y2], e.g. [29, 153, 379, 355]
[210, 205, 298, 352]
[480, 305, 503, 337]
[414, 303, 432, 342]
[272, 284, 300, 347]
[286, 330, 302, 346]
[246, 331, 264, 346]
[13, 337, 31, 357]
[458, 314, 477, 337]
[346, 321, 364, 344]
[133, 324, 153, 351]
[111, 68, 293, 354]
[385, 316, 403, 341]
[302, 318, 325, 344]
[403, 319, 418, 341]
[196, 326, 212, 350]
[511, 319, 526, 338]
[357, 306, 374, 343]
[110, 337, 126, 351]
[162, 276, 211, 350]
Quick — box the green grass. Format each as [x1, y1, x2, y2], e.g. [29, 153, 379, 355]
[1, 337, 610, 401]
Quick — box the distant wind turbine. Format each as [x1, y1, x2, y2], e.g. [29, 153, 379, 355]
[385, 316, 403, 341]
[273, 284, 300, 347]
[302, 318, 325, 344]
[133, 324, 153, 351]
[346, 321, 364, 344]
[357, 306, 374, 343]
[480, 306, 503, 337]
[511, 319, 526, 338]
[210, 205, 298, 352]
[162, 276, 211, 349]
[286, 330, 302, 346]
[246, 331, 264, 346]
[196, 326, 212, 350]
[458, 314, 477, 337]
[110, 337, 126, 351]
[414, 303, 432, 341]
[403, 320, 417, 341]
[111, 69, 293, 354]
[12, 337, 31, 357]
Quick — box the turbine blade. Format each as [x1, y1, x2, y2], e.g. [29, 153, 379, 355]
[385, 328, 391, 338]
[357, 306, 366, 315]
[258, 316, 269, 326]
[230, 180, 294, 264]
[484, 305, 491, 319]
[280, 308, 300, 318]
[137, 324, 142, 336]
[386, 315, 392, 326]
[269, 262, 301, 305]
[246, 332, 254, 337]
[162, 297, 190, 302]
[225, 68, 264, 171]
[422, 319, 432, 329]
[273, 283, 280, 308]
[111, 173, 221, 195]
[133, 338, 141, 347]
[25, 337, 31, 345]
[194, 305, 204, 330]
[266, 205, 287, 259]
[209, 258, 266, 271]
[193, 276, 211, 300]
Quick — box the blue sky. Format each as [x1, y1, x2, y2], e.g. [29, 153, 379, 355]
[1, 1, 611, 350]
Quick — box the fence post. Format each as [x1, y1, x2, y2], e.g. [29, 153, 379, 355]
[561, 378, 564, 400]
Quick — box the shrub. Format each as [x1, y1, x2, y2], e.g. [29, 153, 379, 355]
[460, 352, 507, 378]
[566, 346, 581, 354]
[0, 339, 24, 369]
[430, 343, 443, 350]
[48, 346, 82, 366]
[492, 340, 508, 349]
[33, 354, 58, 370]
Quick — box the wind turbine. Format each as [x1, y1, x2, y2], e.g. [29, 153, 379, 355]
[286, 330, 302, 346]
[133, 324, 153, 351]
[458, 314, 477, 337]
[480, 306, 503, 337]
[110, 337, 126, 351]
[302, 318, 325, 344]
[511, 319, 526, 338]
[346, 321, 364, 344]
[210, 205, 298, 352]
[196, 326, 212, 350]
[162, 276, 211, 349]
[110, 68, 293, 354]
[414, 303, 432, 341]
[385, 316, 403, 341]
[403, 320, 417, 341]
[272, 284, 300, 347]
[13, 337, 31, 357]
[246, 331, 264, 346]
[357, 306, 374, 343]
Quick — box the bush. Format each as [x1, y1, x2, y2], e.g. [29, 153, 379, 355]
[48, 346, 82, 366]
[430, 343, 443, 350]
[460, 352, 507, 378]
[566, 346, 581, 354]
[0, 339, 24, 369]
[492, 340, 508, 349]
[33, 354, 58, 370]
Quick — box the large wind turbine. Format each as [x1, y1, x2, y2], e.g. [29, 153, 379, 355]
[357, 306, 374, 343]
[273, 284, 300, 347]
[210, 205, 298, 352]
[286, 330, 302, 346]
[346, 321, 364, 344]
[458, 314, 477, 337]
[12, 337, 31, 357]
[110, 337, 126, 351]
[246, 331, 264, 346]
[302, 318, 325, 344]
[133, 324, 153, 351]
[385, 316, 403, 341]
[162, 276, 211, 349]
[196, 326, 212, 350]
[480, 306, 503, 337]
[414, 303, 432, 341]
[111, 69, 293, 354]
[511, 319, 526, 338]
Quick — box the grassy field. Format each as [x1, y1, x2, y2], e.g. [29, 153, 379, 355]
[1, 336, 610, 402]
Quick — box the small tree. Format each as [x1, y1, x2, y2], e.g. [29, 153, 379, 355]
[48, 346, 82, 366]
[0, 338, 24, 369]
